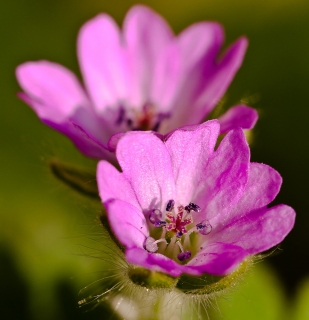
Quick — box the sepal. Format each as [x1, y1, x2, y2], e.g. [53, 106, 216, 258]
[49, 158, 99, 199]
[176, 257, 252, 295]
[127, 257, 252, 295]
[128, 266, 178, 289]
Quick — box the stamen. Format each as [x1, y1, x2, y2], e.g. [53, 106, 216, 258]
[176, 241, 191, 261]
[176, 241, 184, 252]
[152, 112, 170, 132]
[186, 219, 212, 236]
[185, 202, 201, 213]
[177, 251, 192, 262]
[144, 237, 167, 253]
[146, 201, 205, 263]
[160, 227, 167, 239]
[176, 231, 183, 238]
[166, 200, 175, 212]
[149, 209, 166, 228]
[196, 220, 212, 235]
[144, 237, 158, 253]
[165, 236, 176, 257]
[115, 106, 125, 125]
[155, 221, 167, 228]
[154, 239, 168, 245]
[149, 209, 162, 223]
[127, 118, 133, 128]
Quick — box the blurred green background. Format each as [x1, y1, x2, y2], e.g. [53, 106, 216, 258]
[1, 0, 309, 319]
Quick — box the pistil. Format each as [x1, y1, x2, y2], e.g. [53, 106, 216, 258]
[146, 200, 212, 262]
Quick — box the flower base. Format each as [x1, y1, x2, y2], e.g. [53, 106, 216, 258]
[127, 257, 253, 296]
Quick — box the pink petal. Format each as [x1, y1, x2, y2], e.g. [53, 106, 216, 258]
[123, 5, 173, 107]
[16, 61, 89, 123]
[126, 248, 189, 277]
[194, 128, 250, 224]
[126, 244, 247, 277]
[218, 105, 258, 133]
[107, 132, 126, 152]
[16, 62, 114, 159]
[165, 38, 248, 132]
[213, 204, 296, 254]
[186, 242, 248, 275]
[193, 37, 248, 117]
[78, 13, 128, 111]
[149, 42, 181, 113]
[224, 163, 282, 224]
[158, 23, 224, 133]
[116, 132, 176, 212]
[43, 116, 114, 159]
[97, 160, 140, 208]
[106, 199, 148, 249]
[177, 22, 224, 70]
[165, 120, 220, 205]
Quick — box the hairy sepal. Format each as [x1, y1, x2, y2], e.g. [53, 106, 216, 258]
[49, 158, 99, 199]
[127, 257, 252, 295]
[176, 257, 252, 295]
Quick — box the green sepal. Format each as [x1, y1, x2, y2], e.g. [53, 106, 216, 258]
[49, 158, 99, 199]
[176, 257, 252, 295]
[128, 267, 178, 289]
[127, 258, 252, 294]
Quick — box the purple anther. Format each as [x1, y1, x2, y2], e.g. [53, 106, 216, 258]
[185, 202, 201, 213]
[152, 112, 171, 131]
[127, 118, 133, 128]
[196, 220, 212, 235]
[176, 231, 183, 238]
[143, 237, 158, 253]
[149, 209, 163, 224]
[166, 199, 175, 212]
[154, 221, 167, 228]
[115, 106, 125, 125]
[177, 251, 191, 262]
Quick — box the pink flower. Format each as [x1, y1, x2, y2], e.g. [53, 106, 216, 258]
[97, 121, 295, 276]
[16, 5, 257, 160]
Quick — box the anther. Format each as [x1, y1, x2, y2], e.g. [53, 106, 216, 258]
[116, 107, 125, 125]
[175, 241, 191, 261]
[144, 237, 167, 253]
[152, 112, 171, 131]
[155, 221, 167, 228]
[176, 231, 183, 238]
[144, 237, 158, 253]
[177, 251, 192, 261]
[149, 209, 166, 228]
[149, 209, 162, 223]
[196, 220, 212, 235]
[185, 202, 201, 213]
[166, 200, 175, 212]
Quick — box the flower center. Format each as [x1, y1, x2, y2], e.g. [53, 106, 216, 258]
[144, 200, 212, 263]
[115, 103, 170, 131]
